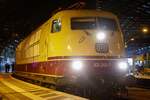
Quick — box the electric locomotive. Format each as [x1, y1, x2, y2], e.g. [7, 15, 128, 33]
[15, 10, 128, 98]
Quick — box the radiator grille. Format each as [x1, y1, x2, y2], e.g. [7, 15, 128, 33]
[95, 43, 109, 53]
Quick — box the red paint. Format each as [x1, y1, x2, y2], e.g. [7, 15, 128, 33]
[15, 58, 120, 77]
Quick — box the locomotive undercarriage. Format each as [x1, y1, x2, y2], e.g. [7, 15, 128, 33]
[57, 72, 128, 100]
[13, 70, 128, 100]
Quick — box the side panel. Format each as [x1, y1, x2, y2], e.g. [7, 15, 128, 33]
[15, 20, 50, 72]
[38, 22, 50, 62]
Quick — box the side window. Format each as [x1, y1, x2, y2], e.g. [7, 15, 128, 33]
[51, 19, 61, 33]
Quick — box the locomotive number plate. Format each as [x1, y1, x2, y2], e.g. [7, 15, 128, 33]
[95, 43, 109, 53]
[93, 62, 109, 68]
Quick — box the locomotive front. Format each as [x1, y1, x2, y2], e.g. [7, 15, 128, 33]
[67, 16, 128, 78]
[48, 10, 128, 92]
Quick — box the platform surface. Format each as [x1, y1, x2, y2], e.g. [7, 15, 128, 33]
[134, 73, 150, 79]
[0, 73, 88, 100]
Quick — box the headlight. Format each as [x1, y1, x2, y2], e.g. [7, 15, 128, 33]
[72, 60, 83, 71]
[96, 32, 106, 40]
[118, 62, 128, 71]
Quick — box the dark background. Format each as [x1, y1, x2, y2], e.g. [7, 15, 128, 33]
[0, 0, 150, 56]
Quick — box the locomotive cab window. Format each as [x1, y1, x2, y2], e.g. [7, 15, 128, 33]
[97, 18, 117, 31]
[71, 17, 96, 29]
[51, 19, 61, 33]
[71, 17, 117, 31]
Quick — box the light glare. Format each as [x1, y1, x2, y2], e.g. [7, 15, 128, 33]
[118, 62, 128, 70]
[96, 32, 106, 40]
[72, 60, 83, 71]
[142, 28, 148, 33]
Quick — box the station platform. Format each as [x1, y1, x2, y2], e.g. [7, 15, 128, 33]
[134, 74, 150, 80]
[133, 68, 150, 80]
[0, 73, 88, 100]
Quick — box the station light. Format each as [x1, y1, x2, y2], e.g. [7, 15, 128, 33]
[130, 38, 134, 41]
[125, 44, 127, 48]
[142, 27, 148, 33]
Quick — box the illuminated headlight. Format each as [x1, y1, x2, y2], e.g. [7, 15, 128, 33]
[96, 32, 106, 40]
[72, 60, 83, 71]
[118, 62, 128, 71]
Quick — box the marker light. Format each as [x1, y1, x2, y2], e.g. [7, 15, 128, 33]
[118, 62, 128, 71]
[72, 60, 83, 71]
[96, 32, 106, 40]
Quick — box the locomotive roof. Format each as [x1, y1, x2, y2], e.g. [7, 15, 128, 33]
[52, 9, 117, 18]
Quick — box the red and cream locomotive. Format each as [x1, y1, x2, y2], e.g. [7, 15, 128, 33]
[15, 10, 128, 98]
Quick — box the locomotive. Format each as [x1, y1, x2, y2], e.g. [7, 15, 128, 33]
[14, 10, 128, 98]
